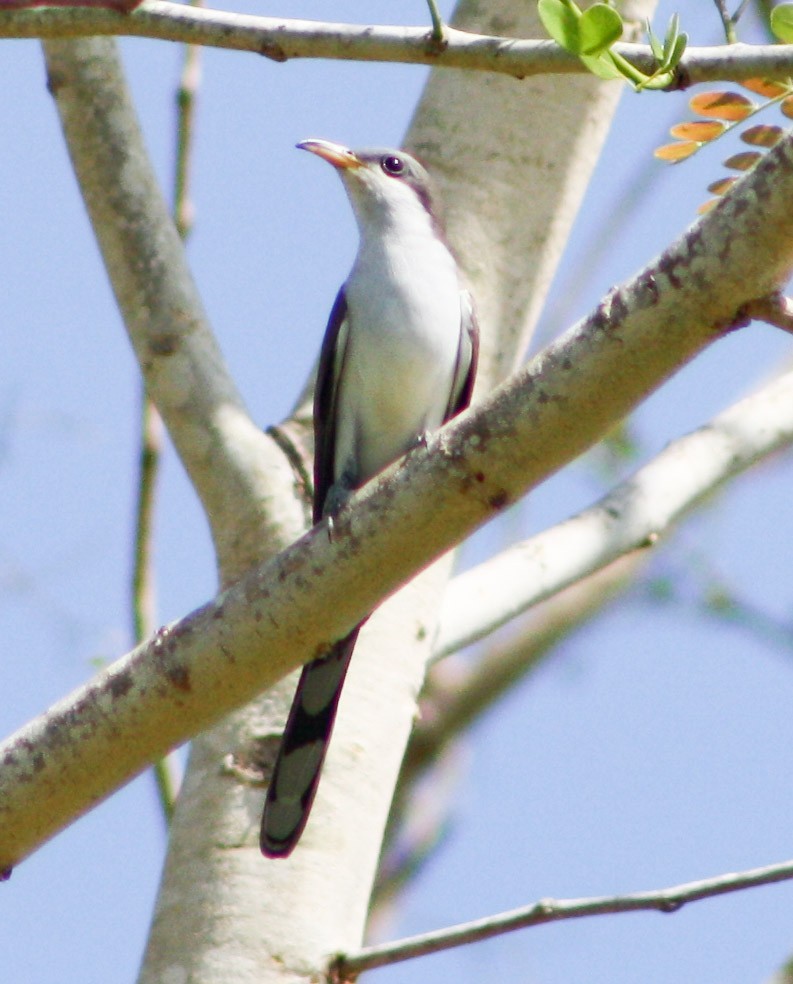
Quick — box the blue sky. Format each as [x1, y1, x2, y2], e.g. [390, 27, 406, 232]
[3, 2, 793, 982]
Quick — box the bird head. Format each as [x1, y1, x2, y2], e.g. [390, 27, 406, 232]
[296, 138, 444, 239]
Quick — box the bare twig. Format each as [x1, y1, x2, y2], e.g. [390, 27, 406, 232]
[131, 393, 179, 822]
[173, 3, 203, 241]
[131, 394, 161, 652]
[742, 294, 793, 335]
[336, 857, 793, 975]
[712, 0, 749, 43]
[139, 4, 206, 823]
[5, 4, 793, 85]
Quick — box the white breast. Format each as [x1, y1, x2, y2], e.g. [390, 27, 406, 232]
[334, 199, 463, 485]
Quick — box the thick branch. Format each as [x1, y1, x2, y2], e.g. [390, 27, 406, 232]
[4, 4, 793, 83]
[405, 362, 793, 792]
[3, 126, 793, 871]
[44, 37, 306, 581]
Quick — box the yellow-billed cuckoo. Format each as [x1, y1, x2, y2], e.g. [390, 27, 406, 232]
[260, 139, 479, 858]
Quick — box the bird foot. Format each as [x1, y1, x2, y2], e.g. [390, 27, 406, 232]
[323, 477, 355, 540]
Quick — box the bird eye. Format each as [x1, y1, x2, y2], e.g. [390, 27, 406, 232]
[381, 155, 405, 176]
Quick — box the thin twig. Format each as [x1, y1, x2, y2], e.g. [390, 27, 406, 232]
[131, 392, 179, 823]
[131, 394, 161, 650]
[173, 2, 203, 241]
[134, 10, 205, 823]
[713, 0, 736, 43]
[336, 857, 793, 976]
[712, 0, 751, 43]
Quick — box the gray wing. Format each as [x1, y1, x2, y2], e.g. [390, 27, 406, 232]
[312, 288, 349, 522]
[444, 289, 479, 421]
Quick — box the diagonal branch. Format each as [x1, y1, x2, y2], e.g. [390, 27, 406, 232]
[402, 554, 641, 786]
[3, 3, 793, 84]
[3, 126, 793, 873]
[43, 37, 306, 581]
[336, 856, 793, 975]
[399, 363, 793, 804]
[436, 364, 793, 659]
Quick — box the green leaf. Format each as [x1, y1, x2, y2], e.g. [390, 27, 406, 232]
[538, 0, 582, 53]
[771, 4, 793, 43]
[578, 3, 623, 56]
[669, 31, 688, 67]
[580, 52, 624, 80]
[664, 12, 680, 52]
[647, 19, 664, 62]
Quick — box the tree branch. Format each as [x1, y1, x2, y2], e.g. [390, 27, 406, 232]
[742, 293, 793, 335]
[436, 361, 793, 658]
[377, 555, 640, 906]
[393, 357, 793, 879]
[4, 122, 793, 871]
[405, 555, 641, 781]
[43, 37, 306, 581]
[336, 856, 793, 975]
[5, 3, 793, 84]
[40, 9, 644, 978]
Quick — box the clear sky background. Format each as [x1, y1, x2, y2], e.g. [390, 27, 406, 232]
[4, 2, 793, 982]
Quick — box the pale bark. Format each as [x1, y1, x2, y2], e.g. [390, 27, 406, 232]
[3, 0, 636, 978]
[4, 3, 793, 84]
[140, 0, 656, 978]
[436, 366, 793, 657]
[7, 5, 793, 888]
[43, 36, 305, 578]
[13, 0, 793, 980]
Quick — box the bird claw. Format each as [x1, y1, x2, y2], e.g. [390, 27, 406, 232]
[323, 476, 355, 540]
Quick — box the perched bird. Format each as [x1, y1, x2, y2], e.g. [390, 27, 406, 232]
[260, 139, 478, 858]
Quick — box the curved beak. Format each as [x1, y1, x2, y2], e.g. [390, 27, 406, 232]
[296, 139, 362, 170]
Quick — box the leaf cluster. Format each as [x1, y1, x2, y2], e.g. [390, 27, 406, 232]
[538, 0, 687, 89]
[655, 80, 793, 211]
[653, 4, 793, 211]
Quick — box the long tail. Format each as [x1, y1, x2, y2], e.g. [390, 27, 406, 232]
[260, 627, 361, 858]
